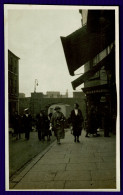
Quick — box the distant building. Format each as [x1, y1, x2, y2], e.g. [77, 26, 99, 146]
[46, 91, 61, 98]
[8, 50, 20, 126]
[73, 91, 85, 99]
[19, 93, 25, 98]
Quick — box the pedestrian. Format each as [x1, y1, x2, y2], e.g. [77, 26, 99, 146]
[50, 106, 65, 144]
[86, 105, 99, 137]
[36, 110, 45, 141]
[13, 111, 21, 140]
[70, 103, 83, 143]
[44, 113, 52, 141]
[102, 105, 110, 137]
[23, 108, 32, 140]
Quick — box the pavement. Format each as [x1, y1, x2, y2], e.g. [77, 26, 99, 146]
[9, 129, 117, 191]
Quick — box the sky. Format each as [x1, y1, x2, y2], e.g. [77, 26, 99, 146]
[8, 7, 84, 97]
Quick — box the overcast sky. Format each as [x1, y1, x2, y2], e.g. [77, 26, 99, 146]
[8, 7, 83, 97]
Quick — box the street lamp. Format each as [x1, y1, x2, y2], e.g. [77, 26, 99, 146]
[34, 79, 38, 93]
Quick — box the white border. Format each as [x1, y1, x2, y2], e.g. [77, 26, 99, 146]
[4, 4, 120, 192]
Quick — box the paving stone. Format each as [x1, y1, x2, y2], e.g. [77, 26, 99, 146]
[70, 157, 103, 163]
[68, 153, 95, 158]
[31, 163, 66, 172]
[21, 171, 56, 182]
[54, 171, 91, 181]
[64, 180, 93, 189]
[66, 163, 97, 171]
[44, 154, 65, 159]
[91, 170, 116, 180]
[45, 181, 65, 189]
[39, 158, 69, 164]
[102, 156, 116, 162]
[96, 162, 116, 170]
[95, 153, 116, 157]
[91, 180, 116, 189]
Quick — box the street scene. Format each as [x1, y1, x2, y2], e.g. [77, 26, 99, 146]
[6, 5, 119, 191]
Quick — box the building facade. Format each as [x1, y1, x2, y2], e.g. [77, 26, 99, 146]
[61, 10, 116, 132]
[8, 50, 20, 126]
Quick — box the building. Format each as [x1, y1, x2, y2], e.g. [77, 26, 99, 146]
[46, 91, 61, 98]
[8, 50, 20, 126]
[19, 93, 25, 98]
[19, 91, 86, 119]
[61, 10, 116, 131]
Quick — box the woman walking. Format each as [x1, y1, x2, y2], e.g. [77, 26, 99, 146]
[50, 106, 65, 144]
[36, 110, 45, 141]
[70, 103, 83, 143]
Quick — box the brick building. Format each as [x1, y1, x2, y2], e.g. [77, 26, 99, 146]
[8, 50, 20, 126]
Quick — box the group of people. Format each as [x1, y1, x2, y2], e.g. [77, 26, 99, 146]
[36, 110, 52, 141]
[49, 103, 111, 144]
[11, 102, 111, 143]
[12, 108, 32, 140]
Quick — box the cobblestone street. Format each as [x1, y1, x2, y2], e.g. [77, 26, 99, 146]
[9, 129, 117, 191]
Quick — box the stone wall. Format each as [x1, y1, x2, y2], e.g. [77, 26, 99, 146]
[19, 97, 86, 119]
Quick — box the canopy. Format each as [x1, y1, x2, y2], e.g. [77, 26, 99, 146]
[60, 10, 115, 76]
[71, 47, 115, 90]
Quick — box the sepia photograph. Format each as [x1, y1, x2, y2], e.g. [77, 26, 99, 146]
[4, 5, 120, 191]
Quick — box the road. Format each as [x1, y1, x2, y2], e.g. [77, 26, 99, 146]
[9, 131, 56, 178]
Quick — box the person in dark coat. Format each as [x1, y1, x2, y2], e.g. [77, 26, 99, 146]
[36, 111, 45, 141]
[23, 108, 32, 140]
[86, 105, 99, 137]
[70, 103, 83, 143]
[44, 113, 52, 141]
[13, 111, 21, 140]
[102, 105, 110, 137]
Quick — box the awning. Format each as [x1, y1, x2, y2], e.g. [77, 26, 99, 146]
[71, 47, 115, 90]
[60, 10, 115, 76]
[82, 84, 109, 94]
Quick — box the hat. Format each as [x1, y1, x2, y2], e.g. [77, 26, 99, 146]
[54, 106, 61, 110]
[24, 108, 29, 112]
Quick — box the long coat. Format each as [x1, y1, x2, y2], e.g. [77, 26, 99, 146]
[70, 109, 83, 136]
[23, 114, 32, 131]
[51, 111, 65, 139]
[88, 109, 98, 134]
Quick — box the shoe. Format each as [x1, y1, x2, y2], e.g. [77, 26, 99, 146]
[77, 140, 80, 143]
